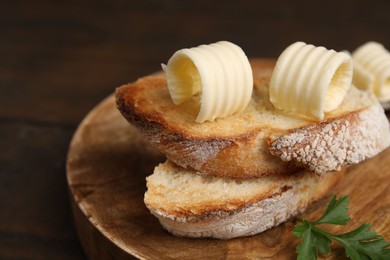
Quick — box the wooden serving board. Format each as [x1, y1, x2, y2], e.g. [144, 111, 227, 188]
[67, 94, 390, 260]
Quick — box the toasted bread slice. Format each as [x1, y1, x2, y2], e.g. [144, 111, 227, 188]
[116, 59, 390, 178]
[144, 160, 344, 239]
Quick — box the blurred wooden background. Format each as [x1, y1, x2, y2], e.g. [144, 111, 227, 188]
[1, 0, 390, 259]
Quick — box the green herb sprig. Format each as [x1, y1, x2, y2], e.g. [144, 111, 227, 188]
[293, 195, 390, 260]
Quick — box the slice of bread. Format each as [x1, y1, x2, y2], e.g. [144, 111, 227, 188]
[116, 59, 390, 178]
[144, 160, 344, 239]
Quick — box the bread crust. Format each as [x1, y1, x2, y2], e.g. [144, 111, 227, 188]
[145, 161, 344, 239]
[116, 59, 390, 178]
[269, 103, 390, 174]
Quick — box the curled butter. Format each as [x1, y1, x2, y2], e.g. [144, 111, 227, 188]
[162, 41, 253, 123]
[269, 42, 353, 120]
[352, 41, 390, 102]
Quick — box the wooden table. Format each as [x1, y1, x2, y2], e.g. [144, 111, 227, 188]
[1, 1, 389, 259]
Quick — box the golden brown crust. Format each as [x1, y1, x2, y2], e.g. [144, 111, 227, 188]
[116, 59, 390, 178]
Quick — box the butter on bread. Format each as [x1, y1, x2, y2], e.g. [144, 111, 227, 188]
[116, 59, 390, 178]
[162, 41, 253, 123]
[144, 160, 344, 239]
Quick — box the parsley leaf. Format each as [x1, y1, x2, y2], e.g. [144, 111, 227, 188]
[334, 223, 390, 260]
[293, 219, 332, 260]
[293, 194, 390, 260]
[314, 194, 350, 225]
